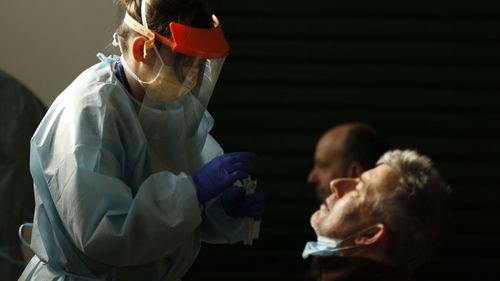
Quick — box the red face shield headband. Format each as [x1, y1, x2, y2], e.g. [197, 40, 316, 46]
[124, 13, 229, 59]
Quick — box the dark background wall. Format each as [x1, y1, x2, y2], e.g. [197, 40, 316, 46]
[184, 0, 500, 280]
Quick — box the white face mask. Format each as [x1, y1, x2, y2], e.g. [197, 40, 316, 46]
[302, 225, 377, 259]
[120, 49, 199, 102]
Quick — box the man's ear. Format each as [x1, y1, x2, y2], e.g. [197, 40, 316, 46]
[347, 161, 363, 178]
[131, 36, 147, 62]
[354, 224, 386, 246]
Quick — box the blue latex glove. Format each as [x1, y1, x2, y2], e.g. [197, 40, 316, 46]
[221, 186, 266, 220]
[193, 152, 256, 203]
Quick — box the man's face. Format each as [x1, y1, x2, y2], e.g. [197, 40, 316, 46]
[308, 134, 345, 202]
[310, 164, 399, 239]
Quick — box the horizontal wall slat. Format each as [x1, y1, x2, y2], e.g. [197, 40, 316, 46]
[210, 86, 500, 109]
[228, 40, 500, 63]
[210, 109, 500, 136]
[218, 63, 500, 86]
[221, 17, 500, 40]
[211, 0, 500, 16]
[212, 132, 500, 160]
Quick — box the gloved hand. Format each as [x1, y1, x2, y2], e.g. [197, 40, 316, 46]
[221, 186, 266, 220]
[193, 152, 256, 203]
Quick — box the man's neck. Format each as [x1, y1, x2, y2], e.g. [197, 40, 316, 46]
[315, 256, 413, 281]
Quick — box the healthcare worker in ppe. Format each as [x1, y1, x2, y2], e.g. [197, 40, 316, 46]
[19, 0, 265, 280]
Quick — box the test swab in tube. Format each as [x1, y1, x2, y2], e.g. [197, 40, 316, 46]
[242, 177, 257, 245]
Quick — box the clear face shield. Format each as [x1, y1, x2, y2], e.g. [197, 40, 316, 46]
[122, 10, 228, 108]
[120, 1, 229, 173]
[139, 49, 225, 109]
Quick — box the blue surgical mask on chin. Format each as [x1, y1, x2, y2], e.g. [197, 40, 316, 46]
[302, 235, 359, 259]
[302, 225, 378, 259]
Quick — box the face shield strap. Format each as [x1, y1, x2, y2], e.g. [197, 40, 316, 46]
[123, 13, 156, 58]
[141, 0, 149, 29]
[123, 0, 228, 59]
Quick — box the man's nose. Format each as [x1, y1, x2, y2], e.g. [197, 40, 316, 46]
[307, 169, 317, 183]
[330, 178, 357, 199]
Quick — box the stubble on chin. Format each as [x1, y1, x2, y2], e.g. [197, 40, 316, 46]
[310, 207, 327, 236]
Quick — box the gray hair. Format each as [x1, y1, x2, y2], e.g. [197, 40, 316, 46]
[374, 149, 450, 269]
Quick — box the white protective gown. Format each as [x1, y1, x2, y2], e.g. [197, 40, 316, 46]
[19, 55, 257, 281]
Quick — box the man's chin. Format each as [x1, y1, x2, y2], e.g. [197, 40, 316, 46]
[310, 209, 327, 233]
